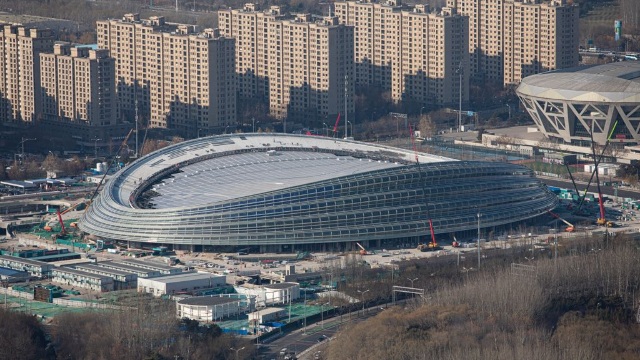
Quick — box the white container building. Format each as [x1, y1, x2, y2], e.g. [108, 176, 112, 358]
[176, 295, 254, 322]
[138, 272, 226, 297]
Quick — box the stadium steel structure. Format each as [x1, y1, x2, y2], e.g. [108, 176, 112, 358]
[79, 134, 558, 251]
[517, 62, 640, 146]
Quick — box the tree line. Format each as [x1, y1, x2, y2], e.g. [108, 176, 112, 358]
[0, 296, 251, 360]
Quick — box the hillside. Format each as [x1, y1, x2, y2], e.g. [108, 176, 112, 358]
[328, 236, 640, 360]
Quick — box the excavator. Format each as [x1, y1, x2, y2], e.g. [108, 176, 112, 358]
[410, 124, 441, 252]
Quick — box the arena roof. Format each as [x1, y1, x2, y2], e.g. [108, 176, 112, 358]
[150, 150, 402, 209]
[79, 134, 557, 247]
[517, 61, 640, 103]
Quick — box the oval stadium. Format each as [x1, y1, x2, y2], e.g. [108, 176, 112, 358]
[79, 134, 558, 252]
[517, 61, 640, 147]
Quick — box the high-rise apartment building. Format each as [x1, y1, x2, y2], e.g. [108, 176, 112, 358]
[39, 43, 116, 127]
[97, 15, 236, 136]
[0, 25, 54, 124]
[446, 0, 579, 85]
[218, 5, 355, 122]
[334, 0, 469, 107]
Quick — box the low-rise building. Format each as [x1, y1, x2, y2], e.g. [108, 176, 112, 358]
[138, 272, 226, 297]
[0, 267, 31, 283]
[249, 307, 287, 324]
[234, 282, 300, 306]
[51, 267, 114, 292]
[119, 259, 183, 275]
[176, 295, 253, 321]
[96, 261, 163, 278]
[73, 264, 137, 290]
[0, 255, 53, 277]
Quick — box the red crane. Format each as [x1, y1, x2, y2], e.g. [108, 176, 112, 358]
[410, 124, 439, 251]
[332, 113, 341, 136]
[56, 209, 67, 236]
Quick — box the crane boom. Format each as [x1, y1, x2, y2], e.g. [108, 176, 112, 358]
[589, 128, 606, 224]
[87, 129, 134, 206]
[548, 210, 574, 231]
[332, 113, 341, 134]
[56, 209, 66, 235]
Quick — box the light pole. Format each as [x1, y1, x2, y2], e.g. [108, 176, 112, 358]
[92, 138, 101, 159]
[252, 117, 256, 133]
[457, 62, 463, 132]
[323, 123, 328, 137]
[20, 137, 36, 161]
[506, 104, 511, 122]
[303, 290, 307, 334]
[229, 346, 245, 360]
[420, 107, 425, 116]
[320, 302, 329, 329]
[197, 128, 207, 138]
[477, 211, 481, 270]
[407, 277, 418, 288]
[224, 125, 230, 134]
[357, 289, 369, 316]
[347, 121, 353, 139]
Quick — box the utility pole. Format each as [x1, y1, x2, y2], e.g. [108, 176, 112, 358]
[20, 137, 36, 164]
[458, 62, 463, 132]
[344, 75, 348, 138]
[477, 211, 481, 269]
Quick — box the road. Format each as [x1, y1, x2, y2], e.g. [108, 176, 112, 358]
[257, 306, 385, 360]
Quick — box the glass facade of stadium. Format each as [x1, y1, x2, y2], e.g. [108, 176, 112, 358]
[81, 157, 557, 252]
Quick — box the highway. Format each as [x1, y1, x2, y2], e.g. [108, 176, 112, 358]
[257, 306, 386, 360]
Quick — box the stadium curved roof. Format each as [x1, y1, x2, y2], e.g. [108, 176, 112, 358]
[517, 61, 640, 103]
[79, 134, 557, 247]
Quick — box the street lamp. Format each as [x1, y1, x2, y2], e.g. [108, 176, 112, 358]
[252, 117, 256, 133]
[477, 211, 482, 270]
[347, 121, 353, 139]
[92, 138, 101, 159]
[320, 302, 329, 329]
[407, 277, 418, 288]
[229, 346, 245, 360]
[197, 128, 207, 138]
[224, 125, 230, 134]
[322, 122, 329, 137]
[357, 289, 369, 315]
[20, 137, 36, 161]
[420, 107, 425, 116]
[303, 290, 307, 334]
[506, 104, 511, 122]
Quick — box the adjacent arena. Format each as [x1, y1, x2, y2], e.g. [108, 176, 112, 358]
[79, 134, 558, 252]
[517, 61, 640, 146]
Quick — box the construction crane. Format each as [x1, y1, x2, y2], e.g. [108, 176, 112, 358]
[355, 242, 371, 255]
[574, 120, 618, 218]
[78, 128, 135, 215]
[331, 113, 341, 138]
[548, 211, 575, 232]
[588, 125, 615, 228]
[410, 124, 440, 252]
[56, 208, 67, 236]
